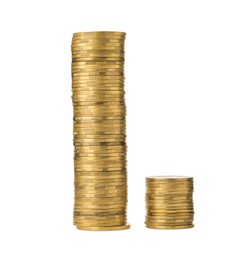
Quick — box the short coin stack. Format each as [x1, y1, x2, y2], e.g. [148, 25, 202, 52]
[71, 31, 129, 231]
[145, 176, 194, 229]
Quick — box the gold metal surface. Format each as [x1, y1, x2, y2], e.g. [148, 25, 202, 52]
[145, 176, 194, 229]
[72, 31, 129, 231]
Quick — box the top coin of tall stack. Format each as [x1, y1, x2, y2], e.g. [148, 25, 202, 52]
[71, 32, 129, 231]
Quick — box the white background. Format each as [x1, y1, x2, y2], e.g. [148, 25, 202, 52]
[0, 0, 251, 259]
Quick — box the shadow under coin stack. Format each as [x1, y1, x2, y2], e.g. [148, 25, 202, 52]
[145, 176, 194, 229]
[71, 32, 129, 231]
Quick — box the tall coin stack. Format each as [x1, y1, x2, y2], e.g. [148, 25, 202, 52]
[145, 176, 194, 229]
[71, 32, 129, 231]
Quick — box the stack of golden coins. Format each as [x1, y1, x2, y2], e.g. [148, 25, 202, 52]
[71, 31, 129, 231]
[145, 176, 194, 229]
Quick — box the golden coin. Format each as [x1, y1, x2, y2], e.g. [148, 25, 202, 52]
[71, 47, 125, 53]
[72, 70, 124, 75]
[74, 216, 126, 223]
[74, 143, 126, 147]
[72, 58, 124, 62]
[74, 207, 126, 212]
[75, 190, 127, 196]
[74, 217, 126, 223]
[74, 216, 126, 222]
[72, 95, 125, 99]
[73, 88, 124, 93]
[72, 43, 124, 48]
[73, 210, 126, 214]
[73, 31, 125, 36]
[147, 210, 194, 214]
[74, 165, 127, 170]
[72, 69, 124, 74]
[74, 179, 127, 185]
[74, 139, 126, 144]
[74, 159, 125, 164]
[74, 176, 127, 181]
[74, 182, 127, 186]
[146, 184, 193, 188]
[74, 153, 125, 159]
[75, 224, 130, 231]
[75, 184, 127, 189]
[75, 167, 126, 172]
[72, 89, 124, 94]
[72, 46, 124, 51]
[145, 224, 194, 229]
[146, 214, 194, 222]
[72, 38, 125, 44]
[72, 39, 125, 44]
[75, 193, 126, 198]
[75, 197, 127, 202]
[75, 183, 127, 189]
[72, 98, 125, 102]
[73, 115, 125, 120]
[73, 100, 124, 105]
[72, 36, 125, 40]
[75, 188, 127, 194]
[74, 171, 127, 175]
[75, 200, 127, 205]
[72, 61, 124, 66]
[73, 104, 125, 109]
[75, 184, 127, 190]
[73, 115, 126, 120]
[74, 175, 127, 180]
[71, 61, 125, 67]
[147, 212, 194, 217]
[72, 41, 124, 45]
[146, 181, 193, 186]
[146, 194, 193, 199]
[74, 117, 125, 121]
[73, 104, 125, 110]
[74, 145, 126, 151]
[146, 200, 193, 206]
[74, 208, 127, 212]
[145, 221, 193, 226]
[73, 136, 126, 141]
[74, 152, 126, 157]
[75, 169, 126, 172]
[74, 156, 126, 162]
[74, 132, 125, 137]
[72, 50, 124, 55]
[75, 154, 126, 158]
[73, 124, 126, 129]
[73, 133, 125, 137]
[74, 132, 125, 136]
[73, 120, 126, 126]
[72, 81, 124, 85]
[75, 193, 127, 199]
[72, 72, 123, 77]
[74, 221, 127, 227]
[74, 181, 127, 186]
[74, 204, 126, 210]
[72, 54, 124, 59]
[72, 74, 124, 79]
[74, 218, 126, 224]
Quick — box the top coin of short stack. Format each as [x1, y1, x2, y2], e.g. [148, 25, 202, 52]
[72, 31, 129, 231]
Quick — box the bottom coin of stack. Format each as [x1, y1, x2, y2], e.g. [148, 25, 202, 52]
[145, 176, 194, 229]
